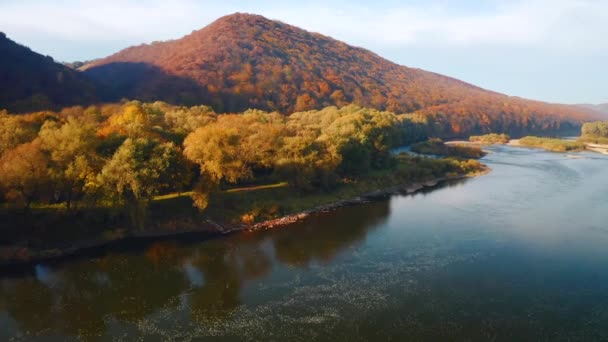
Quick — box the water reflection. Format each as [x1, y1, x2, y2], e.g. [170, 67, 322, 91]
[273, 201, 389, 266]
[0, 199, 391, 339]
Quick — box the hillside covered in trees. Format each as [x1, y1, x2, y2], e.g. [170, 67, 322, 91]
[0, 33, 97, 113]
[578, 103, 608, 116]
[81, 13, 598, 138]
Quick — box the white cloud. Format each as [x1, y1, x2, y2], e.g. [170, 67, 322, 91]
[1, 0, 607, 58]
[259, 0, 608, 53]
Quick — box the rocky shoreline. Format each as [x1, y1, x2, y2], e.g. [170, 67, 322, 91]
[0, 168, 490, 268]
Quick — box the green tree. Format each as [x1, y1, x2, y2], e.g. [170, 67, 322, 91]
[183, 124, 250, 184]
[98, 138, 180, 229]
[164, 105, 216, 135]
[276, 132, 341, 190]
[38, 117, 99, 209]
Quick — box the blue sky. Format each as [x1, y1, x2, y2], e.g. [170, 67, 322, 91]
[1, 0, 606, 104]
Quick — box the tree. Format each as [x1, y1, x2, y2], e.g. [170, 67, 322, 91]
[582, 121, 608, 139]
[294, 93, 316, 112]
[275, 132, 341, 190]
[97, 101, 149, 138]
[0, 140, 50, 211]
[98, 138, 180, 229]
[164, 105, 216, 135]
[183, 124, 250, 184]
[0, 113, 38, 156]
[38, 117, 99, 209]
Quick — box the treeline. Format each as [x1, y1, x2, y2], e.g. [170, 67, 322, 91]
[0, 102, 447, 228]
[581, 121, 608, 143]
[408, 95, 587, 138]
[1, 99, 593, 229]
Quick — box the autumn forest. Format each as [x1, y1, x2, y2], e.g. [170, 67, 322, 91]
[0, 13, 604, 262]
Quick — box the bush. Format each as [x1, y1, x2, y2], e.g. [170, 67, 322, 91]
[411, 138, 486, 159]
[469, 133, 510, 145]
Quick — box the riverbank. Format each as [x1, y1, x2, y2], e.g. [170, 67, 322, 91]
[0, 165, 490, 268]
[585, 143, 608, 155]
[508, 137, 608, 154]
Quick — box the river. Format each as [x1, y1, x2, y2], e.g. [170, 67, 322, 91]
[1, 145, 608, 341]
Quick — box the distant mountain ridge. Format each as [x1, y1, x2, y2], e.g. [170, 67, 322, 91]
[577, 103, 608, 116]
[0, 32, 97, 112]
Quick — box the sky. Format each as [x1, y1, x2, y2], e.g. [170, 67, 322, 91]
[1, 0, 606, 104]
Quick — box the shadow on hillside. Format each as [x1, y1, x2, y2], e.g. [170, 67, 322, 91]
[85, 62, 250, 112]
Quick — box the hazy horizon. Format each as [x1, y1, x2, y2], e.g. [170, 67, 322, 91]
[1, 0, 607, 104]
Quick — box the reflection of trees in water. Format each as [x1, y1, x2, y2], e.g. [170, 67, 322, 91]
[410, 179, 468, 198]
[272, 200, 390, 267]
[0, 199, 390, 338]
[0, 238, 274, 337]
[2, 279, 57, 334]
[1, 267, 109, 338]
[0, 249, 190, 339]
[188, 237, 272, 321]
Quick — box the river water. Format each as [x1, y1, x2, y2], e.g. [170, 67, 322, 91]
[1, 145, 608, 341]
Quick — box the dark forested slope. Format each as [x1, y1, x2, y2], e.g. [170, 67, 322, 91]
[0, 33, 97, 112]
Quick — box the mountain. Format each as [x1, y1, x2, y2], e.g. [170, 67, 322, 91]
[82, 13, 598, 136]
[0, 32, 97, 113]
[84, 13, 490, 113]
[577, 103, 608, 116]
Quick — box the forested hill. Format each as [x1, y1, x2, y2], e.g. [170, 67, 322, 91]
[83, 13, 488, 114]
[82, 13, 599, 136]
[577, 103, 608, 116]
[0, 33, 97, 113]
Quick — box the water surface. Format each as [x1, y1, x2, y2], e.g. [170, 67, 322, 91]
[2, 146, 608, 341]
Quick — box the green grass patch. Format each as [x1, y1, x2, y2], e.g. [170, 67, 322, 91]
[225, 182, 288, 193]
[518, 136, 585, 152]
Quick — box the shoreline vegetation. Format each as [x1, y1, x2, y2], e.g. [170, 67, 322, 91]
[410, 138, 487, 159]
[507, 121, 608, 153]
[0, 158, 490, 267]
[0, 97, 603, 267]
[517, 136, 586, 152]
[0, 96, 606, 265]
[0, 100, 496, 267]
[510, 138, 608, 154]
